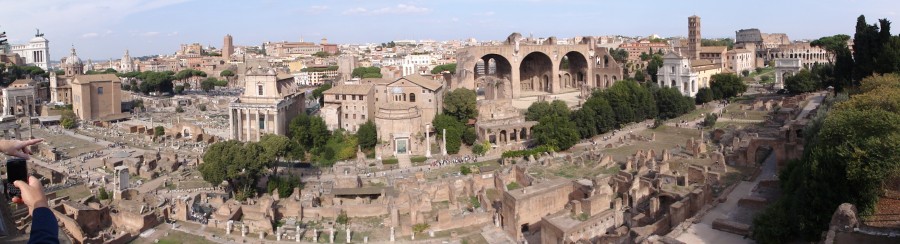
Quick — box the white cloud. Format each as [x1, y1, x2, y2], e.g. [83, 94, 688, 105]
[370, 4, 430, 15]
[474, 11, 495, 17]
[139, 31, 160, 37]
[342, 7, 368, 15]
[167, 32, 178, 36]
[307, 5, 329, 14]
[343, 4, 430, 15]
[81, 32, 99, 38]
[0, 0, 192, 40]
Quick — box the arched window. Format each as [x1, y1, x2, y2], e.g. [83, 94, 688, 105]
[409, 93, 416, 102]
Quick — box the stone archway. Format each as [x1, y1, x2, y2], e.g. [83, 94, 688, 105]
[519, 52, 554, 94]
[559, 51, 589, 90]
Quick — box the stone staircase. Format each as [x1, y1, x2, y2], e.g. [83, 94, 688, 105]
[397, 154, 412, 169]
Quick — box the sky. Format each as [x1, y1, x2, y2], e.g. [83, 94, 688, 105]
[0, 0, 897, 61]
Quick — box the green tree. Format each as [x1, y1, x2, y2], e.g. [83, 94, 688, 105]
[60, 109, 77, 129]
[336, 210, 349, 225]
[634, 69, 646, 82]
[572, 93, 615, 138]
[200, 140, 276, 192]
[472, 141, 490, 156]
[98, 187, 109, 200]
[312, 51, 330, 58]
[351, 67, 382, 78]
[288, 114, 332, 154]
[525, 100, 570, 121]
[443, 88, 478, 122]
[655, 87, 694, 119]
[460, 165, 472, 175]
[710, 73, 747, 99]
[431, 63, 457, 74]
[695, 87, 714, 104]
[462, 127, 477, 145]
[703, 113, 718, 128]
[220, 69, 235, 78]
[311, 83, 333, 107]
[175, 105, 184, 113]
[174, 85, 185, 94]
[154, 126, 165, 136]
[357, 120, 378, 150]
[259, 134, 293, 161]
[610, 48, 629, 64]
[784, 69, 819, 94]
[532, 115, 579, 150]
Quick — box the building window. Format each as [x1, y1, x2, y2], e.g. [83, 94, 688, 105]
[409, 93, 416, 102]
[97, 87, 104, 95]
[352, 95, 356, 100]
[258, 116, 265, 130]
[334, 95, 339, 100]
[257, 85, 264, 96]
[362, 115, 365, 120]
[353, 114, 356, 119]
[342, 95, 346, 100]
[345, 114, 348, 119]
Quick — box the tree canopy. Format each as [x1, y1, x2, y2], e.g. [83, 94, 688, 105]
[784, 69, 820, 94]
[443, 88, 478, 122]
[431, 63, 457, 74]
[710, 73, 747, 100]
[352, 67, 382, 78]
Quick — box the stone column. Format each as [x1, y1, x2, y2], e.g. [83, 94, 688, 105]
[441, 129, 447, 156]
[346, 228, 351, 243]
[277, 227, 282, 241]
[245, 108, 251, 141]
[313, 229, 318, 242]
[226, 220, 233, 234]
[390, 227, 395, 242]
[241, 224, 247, 237]
[425, 124, 431, 158]
[364, 236, 368, 243]
[228, 108, 235, 140]
[330, 228, 335, 243]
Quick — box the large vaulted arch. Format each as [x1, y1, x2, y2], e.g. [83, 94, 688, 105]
[519, 52, 553, 94]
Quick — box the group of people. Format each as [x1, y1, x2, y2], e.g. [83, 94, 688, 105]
[429, 154, 476, 167]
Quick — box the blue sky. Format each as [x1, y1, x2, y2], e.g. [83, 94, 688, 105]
[0, 0, 896, 61]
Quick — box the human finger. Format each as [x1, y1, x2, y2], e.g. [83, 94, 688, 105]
[28, 176, 42, 190]
[10, 151, 29, 159]
[12, 180, 29, 190]
[11, 196, 22, 204]
[21, 139, 43, 147]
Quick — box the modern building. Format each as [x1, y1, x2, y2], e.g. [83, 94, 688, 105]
[228, 68, 306, 142]
[10, 31, 50, 70]
[71, 74, 127, 121]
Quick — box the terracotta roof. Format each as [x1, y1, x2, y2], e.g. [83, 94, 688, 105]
[73, 74, 120, 84]
[323, 84, 373, 95]
[393, 74, 443, 91]
[699, 46, 728, 53]
[10, 79, 32, 86]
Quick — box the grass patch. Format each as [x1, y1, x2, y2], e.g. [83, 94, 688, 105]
[53, 184, 92, 200]
[382, 158, 398, 165]
[410, 155, 427, 163]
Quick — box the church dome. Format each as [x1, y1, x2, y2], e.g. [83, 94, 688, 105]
[65, 47, 83, 65]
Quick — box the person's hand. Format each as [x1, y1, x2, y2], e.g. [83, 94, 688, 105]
[0, 138, 43, 159]
[11, 176, 49, 215]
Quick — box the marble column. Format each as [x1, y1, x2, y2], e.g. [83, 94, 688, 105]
[245, 109, 251, 141]
[390, 227, 395, 242]
[441, 128, 447, 156]
[313, 229, 318, 242]
[228, 108, 235, 140]
[346, 228, 351, 243]
[329, 228, 335, 243]
[425, 124, 431, 158]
